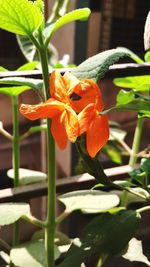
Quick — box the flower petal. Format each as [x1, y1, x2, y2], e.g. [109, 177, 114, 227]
[50, 71, 67, 101]
[63, 71, 79, 95]
[86, 114, 109, 158]
[71, 80, 104, 113]
[51, 113, 68, 149]
[20, 99, 65, 120]
[63, 105, 79, 143]
[78, 104, 96, 135]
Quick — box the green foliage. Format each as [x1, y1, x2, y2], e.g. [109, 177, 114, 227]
[58, 190, 120, 214]
[129, 158, 150, 187]
[114, 75, 150, 92]
[115, 98, 150, 115]
[0, 77, 43, 90]
[72, 48, 129, 81]
[0, 0, 43, 36]
[10, 241, 60, 267]
[103, 144, 122, 164]
[59, 210, 140, 267]
[144, 11, 150, 50]
[122, 238, 150, 266]
[0, 203, 30, 226]
[0, 86, 30, 96]
[116, 90, 135, 105]
[7, 168, 47, 185]
[144, 51, 150, 62]
[116, 47, 143, 63]
[17, 35, 58, 66]
[44, 8, 91, 45]
[17, 61, 39, 71]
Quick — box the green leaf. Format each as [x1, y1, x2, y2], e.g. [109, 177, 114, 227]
[0, 0, 43, 36]
[17, 35, 58, 66]
[44, 8, 91, 44]
[7, 168, 47, 185]
[141, 157, 150, 176]
[10, 241, 60, 267]
[72, 48, 129, 82]
[116, 90, 135, 105]
[144, 51, 150, 62]
[17, 61, 39, 71]
[0, 66, 8, 72]
[114, 76, 150, 92]
[0, 86, 30, 96]
[103, 144, 122, 164]
[144, 11, 150, 50]
[122, 238, 150, 266]
[116, 47, 143, 63]
[109, 127, 127, 141]
[114, 99, 150, 114]
[59, 210, 140, 267]
[59, 190, 120, 213]
[0, 77, 43, 90]
[0, 203, 30, 226]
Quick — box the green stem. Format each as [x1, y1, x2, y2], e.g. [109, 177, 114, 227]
[12, 96, 20, 247]
[56, 210, 70, 225]
[137, 206, 150, 214]
[96, 254, 108, 267]
[22, 215, 45, 228]
[38, 41, 56, 267]
[129, 116, 144, 166]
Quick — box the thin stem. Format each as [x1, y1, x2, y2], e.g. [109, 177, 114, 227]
[0, 238, 11, 252]
[12, 96, 20, 247]
[129, 116, 144, 166]
[97, 254, 108, 267]
[56, 210, 70, 225]
[0, 127, 13, 140]
[137, 206, 150, 214]
[45, 118, 56, 267]
[38, 39, 56, 267]
[22, 215, 45, 228]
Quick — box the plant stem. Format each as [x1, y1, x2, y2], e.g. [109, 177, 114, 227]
[12, 95, 20, 247]
[137, 206, 150, 214]
[56, 210, 70, 225]
[97, 254, 108, 267]
[38, 42, 56, 267]
[22, 215, 45, 228]
[129, 116, 144, 166]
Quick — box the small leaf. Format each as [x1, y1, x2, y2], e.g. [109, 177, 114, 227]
[59, 190, 120, 213]
[59, 210, 140, 267]
[0, 66, 8, 72]
[144, 11, 150, 50]
[0, 77, 43, 90]
[44, 8, 91, 44]
[0, 203, 30, 226]
[115, 99, 150, 114]
[114, 76, 150, 92]
[17, 61, 39, 71]
[0, 0, 43, 36]
[10, 241, 60, 267]
[72, 48, 129, 82]
[103, 144, 122, 164]
[0, 86, 30, 96]
[141, 157, 150, 176]
[116, 90, 135, 105]
[144, 51, 150, 62]
[122, 238, 150, 266]
[7, 168, 47, 185]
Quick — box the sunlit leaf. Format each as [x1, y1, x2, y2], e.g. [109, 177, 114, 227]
[10, 241, 60, 267]
[7, 168, 47, 185]
[103, 144, 122, 164]
[0, 86, 30, 96]
[0, 66, 8, 72]
[113, 99, 150, 114]
[72, 48, 129, 82]
[44, 8, 91, 44]
[0, 0, 43, 36]
[144, 51, 150, 62]
[0, 203, 30, 226]
[122, 238, 150, 266]
[114, 76, 150, 92]
[17, 61, 39, 71]
[59, 190, 120, 213]
[116, 90, 135, 105]
[109, 127, 127, 141]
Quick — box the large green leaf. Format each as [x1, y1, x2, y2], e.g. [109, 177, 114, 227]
[114, 76, 150, 92]
[0, 86, 30, 96]
[0, 203, 30, 226]
[44, 8, 91, 45]
[17, 35, 58, 66]
[122, 238, 150, 266]
[72, 48, 129, 81]
[0, 77, 43, 90]
[58, 190, 120, 213]
[59, 210, 140, 267]
[0, 0, 43, 36]
[7, 168, 47, 185]
[10, 241, 60, 267]
[116, 47, 143, 63]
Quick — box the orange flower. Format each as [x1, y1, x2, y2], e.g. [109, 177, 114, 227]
[78, 103, 109, 158]
[20, 71, 80, 149]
